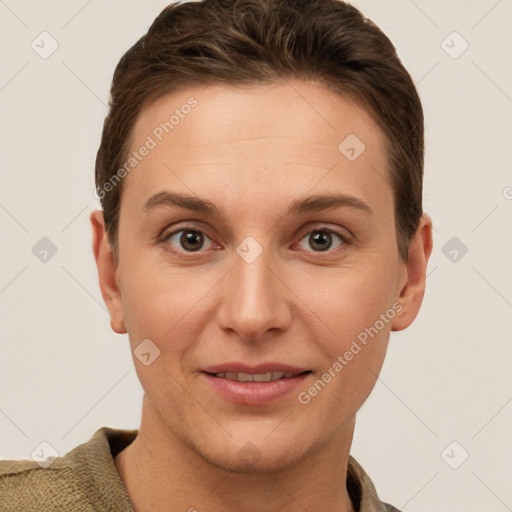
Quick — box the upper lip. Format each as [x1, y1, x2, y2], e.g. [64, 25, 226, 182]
[202, 363, 309, 375]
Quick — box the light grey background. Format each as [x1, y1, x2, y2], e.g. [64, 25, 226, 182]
[1, 1, 511, 511]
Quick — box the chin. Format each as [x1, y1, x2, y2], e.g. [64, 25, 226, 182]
[202, 445, 306, 474]
[188, 430, 313, 474]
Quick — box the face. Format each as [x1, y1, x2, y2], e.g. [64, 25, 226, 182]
[94, 79, 428, 473]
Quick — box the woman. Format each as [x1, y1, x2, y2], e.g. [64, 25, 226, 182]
[1, 1, 432, 510]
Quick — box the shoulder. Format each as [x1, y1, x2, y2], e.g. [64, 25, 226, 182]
[0, 458, 90, 511]
[0, 426, 138, 512]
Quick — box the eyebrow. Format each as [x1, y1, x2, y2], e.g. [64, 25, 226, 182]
[143, 191, 372, 217]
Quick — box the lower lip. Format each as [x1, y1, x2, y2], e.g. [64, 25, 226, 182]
[202, 372, 310, 406]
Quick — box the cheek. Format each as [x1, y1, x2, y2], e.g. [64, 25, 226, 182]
[299, 283, 393, 418]
[325, 340, 387, 419]
[118, 260, 217, 351]
[292, 265, 396, 409]
[296, 264, 398, 350]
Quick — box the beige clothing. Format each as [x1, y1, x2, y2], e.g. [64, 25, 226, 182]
[0, 426, 402, 511]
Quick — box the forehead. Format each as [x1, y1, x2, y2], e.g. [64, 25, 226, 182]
[133, 79, 383, 153]
[123, 79, 391, 216]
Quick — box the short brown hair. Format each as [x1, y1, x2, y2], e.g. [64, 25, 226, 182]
[95, 0, 424, 261]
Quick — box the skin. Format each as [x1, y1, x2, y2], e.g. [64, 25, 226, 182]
[91, 79, 432, 512]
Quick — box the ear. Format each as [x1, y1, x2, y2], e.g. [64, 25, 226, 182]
[90, 210, 127, 334]
[391, 213, 433, 331]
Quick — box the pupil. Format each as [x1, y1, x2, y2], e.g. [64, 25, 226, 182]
[310, 231, 331, 251]
[181, 230, 203, 251]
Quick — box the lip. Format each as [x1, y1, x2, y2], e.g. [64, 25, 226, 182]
[202, 362, 308, 374]
[201, 362, 311, 406]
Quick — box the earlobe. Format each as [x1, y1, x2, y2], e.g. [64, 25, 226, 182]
[90, 210, 127, 334]
[391, 213, 433, 332]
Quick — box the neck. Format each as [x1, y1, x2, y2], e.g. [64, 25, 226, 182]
[115, 399, 357, 512]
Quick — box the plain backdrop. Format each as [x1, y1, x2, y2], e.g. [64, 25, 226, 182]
[1, 1, 511, 511]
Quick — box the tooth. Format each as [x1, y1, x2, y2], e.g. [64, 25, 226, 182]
[237, 372, 254, 382]
[253, 372, 273, 382]
[215, 371, 293, 382]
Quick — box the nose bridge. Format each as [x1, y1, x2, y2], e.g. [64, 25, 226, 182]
[218, 237, 290, 340]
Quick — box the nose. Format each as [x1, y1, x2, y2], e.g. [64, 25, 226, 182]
[216, 243, 292, 342]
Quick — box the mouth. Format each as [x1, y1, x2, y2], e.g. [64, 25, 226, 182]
[205, 370, 310, 382]
[212, 371, 302, 382]
[201, 363, 312, 405]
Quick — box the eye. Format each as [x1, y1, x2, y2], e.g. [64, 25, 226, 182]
[162, 225, 350, 254]
[164, 228, 215, 252]
[296, 227, 348, 253]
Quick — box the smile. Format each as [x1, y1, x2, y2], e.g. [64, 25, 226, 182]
[201, 364, 312, 405]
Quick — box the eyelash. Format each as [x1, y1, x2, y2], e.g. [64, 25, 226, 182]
[160, 224, 352, 257]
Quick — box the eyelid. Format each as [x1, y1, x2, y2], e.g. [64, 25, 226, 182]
[161, 219, 215, 239]
[296, 223, 353, 242]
